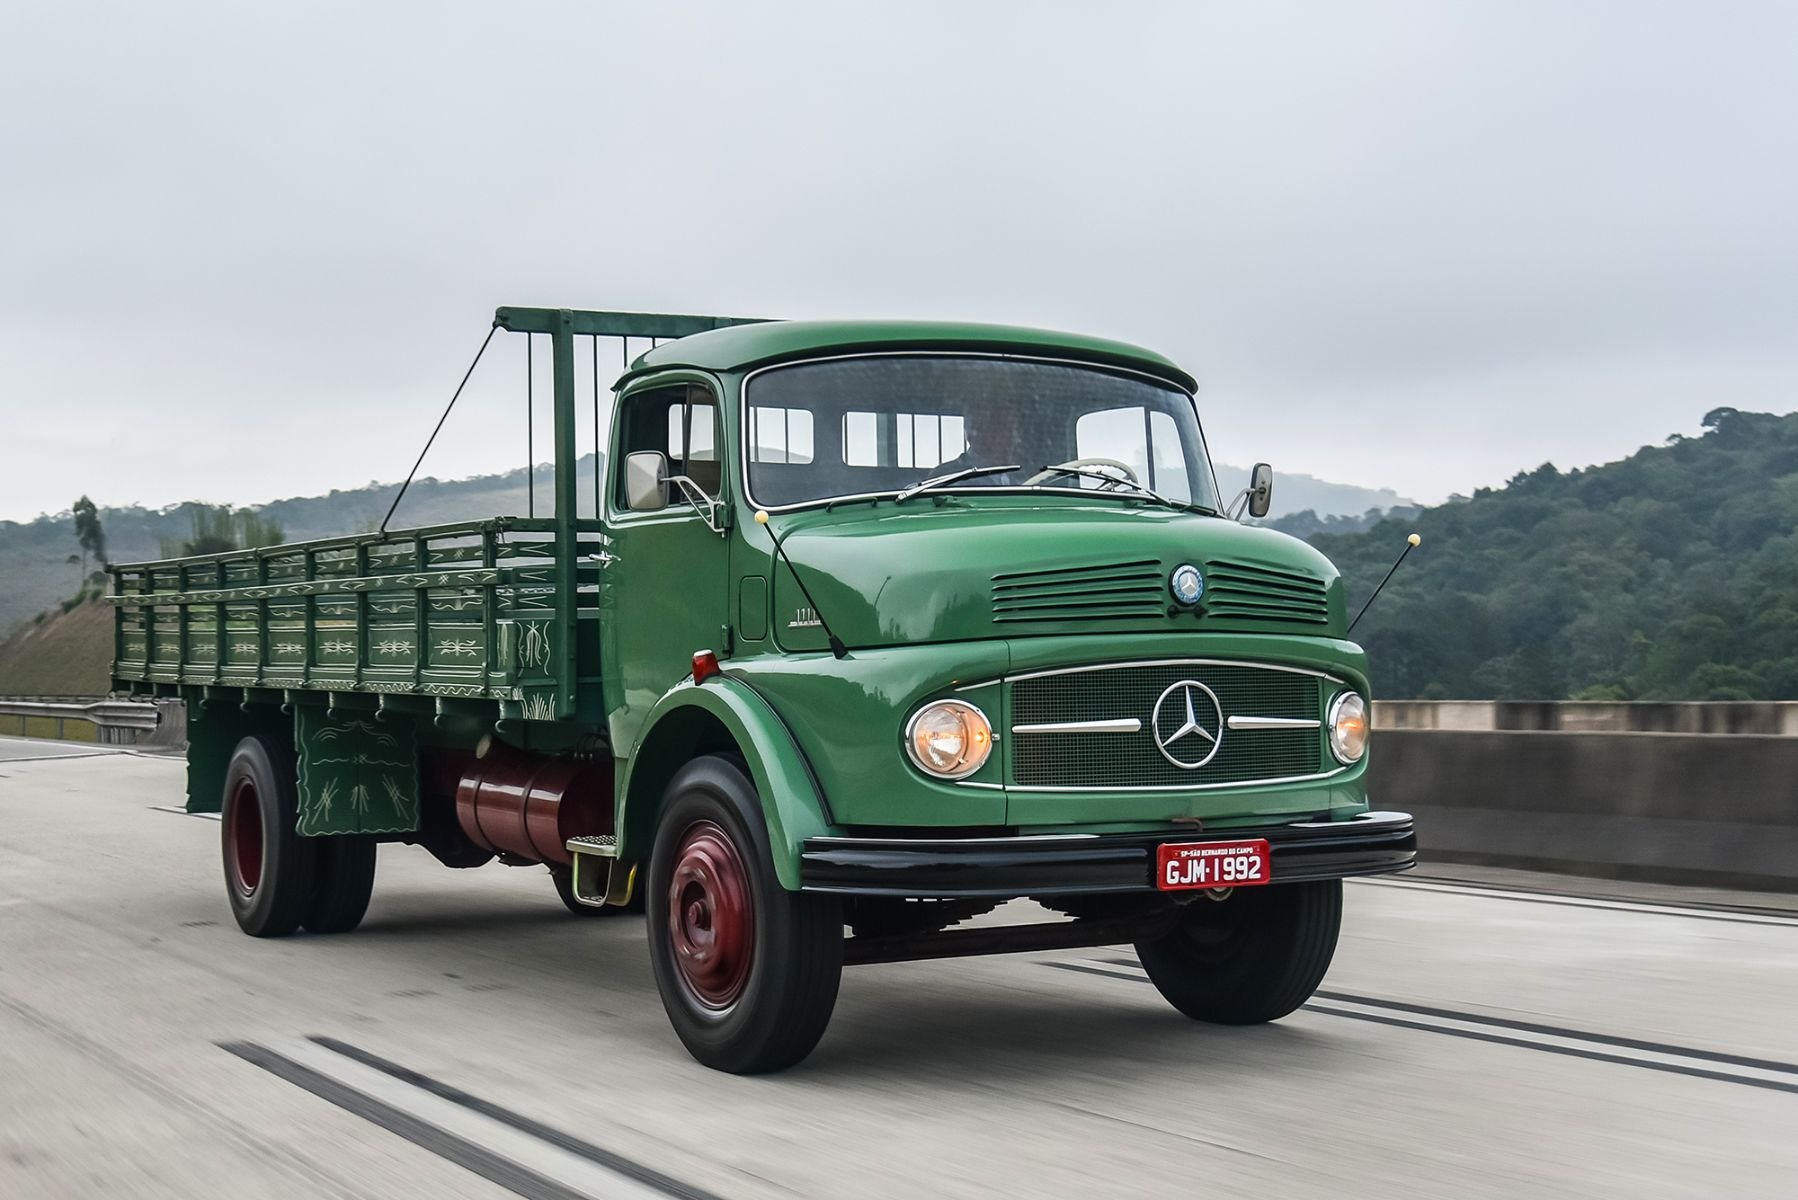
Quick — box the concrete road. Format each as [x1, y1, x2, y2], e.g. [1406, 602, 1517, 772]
[1, 739, 1793, 1199]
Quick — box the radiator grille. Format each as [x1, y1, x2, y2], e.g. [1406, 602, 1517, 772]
[1202, 559, 1330, 626]
[1010, 661, 1326, 788]
[991, 560, 1165, 624]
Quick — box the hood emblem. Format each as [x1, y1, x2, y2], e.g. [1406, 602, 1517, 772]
[1151, 680, 1224, 769]
[1170, 563, 1204, 607]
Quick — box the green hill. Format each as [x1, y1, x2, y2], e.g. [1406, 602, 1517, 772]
[1214, 463, 1410, 523]
[0, 458, 599, 634]
[0, 595, 114, 697]
[1322, 408, 1798, 701]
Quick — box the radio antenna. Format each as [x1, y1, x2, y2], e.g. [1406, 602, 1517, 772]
[754, 511, 848, 659]
[1348, 533, 1421, 635]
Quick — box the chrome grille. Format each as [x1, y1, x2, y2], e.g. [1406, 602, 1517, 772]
[1203, 559, 1329, 626]
[992, 560, 1165, 624]
[1010, 661, 1326, 788]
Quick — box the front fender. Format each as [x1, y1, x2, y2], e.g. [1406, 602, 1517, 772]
[617, 675, 837, 890]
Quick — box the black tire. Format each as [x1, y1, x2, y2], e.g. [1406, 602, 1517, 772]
[304, 836, 377, 934]
[1134, 880, 1342, 1024]
[549, 864, 643, 917]
[221, 734, 316, 938]
[645, 756, 843, 1074]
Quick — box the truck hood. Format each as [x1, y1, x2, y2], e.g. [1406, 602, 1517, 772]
[766, 500, 1346, 651]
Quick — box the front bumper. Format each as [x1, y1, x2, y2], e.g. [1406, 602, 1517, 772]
[800, 810, 1415, 898]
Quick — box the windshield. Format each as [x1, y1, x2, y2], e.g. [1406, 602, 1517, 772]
[743, 356, 1220, 511]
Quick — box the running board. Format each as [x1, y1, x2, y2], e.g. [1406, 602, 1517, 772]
[565, 836, 634, 908]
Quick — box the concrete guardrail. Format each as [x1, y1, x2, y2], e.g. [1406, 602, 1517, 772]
[1369, 701, 1798, 892]
[3, 694, 1792, 891]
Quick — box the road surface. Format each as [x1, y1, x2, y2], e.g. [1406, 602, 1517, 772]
[1, 738, 1793, 1198]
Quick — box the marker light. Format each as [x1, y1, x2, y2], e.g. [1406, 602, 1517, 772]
[903, 700, 994, 779]
[692, 650, 722, 684]
[1328, 692, 1369, 764]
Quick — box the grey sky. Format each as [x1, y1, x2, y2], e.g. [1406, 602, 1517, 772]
[3, 1, 1794, 522]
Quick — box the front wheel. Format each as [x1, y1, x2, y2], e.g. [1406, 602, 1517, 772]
[645, 756, 843, 1074]
[1134, 880, 1342, 1024]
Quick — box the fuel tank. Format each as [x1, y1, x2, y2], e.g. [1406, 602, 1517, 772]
[454, 737, 612, 866]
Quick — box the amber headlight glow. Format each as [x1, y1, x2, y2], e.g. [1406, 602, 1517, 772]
[1328, 692, 1369, 764]
[904, 700, 993, 779]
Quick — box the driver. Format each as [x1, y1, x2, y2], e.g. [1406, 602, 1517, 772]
[935, 402, 1032, 486]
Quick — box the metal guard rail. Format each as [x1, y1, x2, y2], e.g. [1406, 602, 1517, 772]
[0, 697, 160, 737]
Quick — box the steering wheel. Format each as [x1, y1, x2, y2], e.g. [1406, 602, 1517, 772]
[1025, 457, 1141, 489]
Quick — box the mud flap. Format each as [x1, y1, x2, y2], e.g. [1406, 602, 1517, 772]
[295, 709, 420, 836]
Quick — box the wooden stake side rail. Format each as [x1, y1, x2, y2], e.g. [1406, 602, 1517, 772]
[108, 519, 602, 717]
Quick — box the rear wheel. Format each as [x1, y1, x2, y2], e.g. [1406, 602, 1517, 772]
[645, 756, 843, 1074]
[221, 735, 316, 938]
[1134, 880, 1342, 1024]
[304, 836, 377, 934]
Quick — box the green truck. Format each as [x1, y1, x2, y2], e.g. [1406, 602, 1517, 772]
[110, 306, 1415, 1073]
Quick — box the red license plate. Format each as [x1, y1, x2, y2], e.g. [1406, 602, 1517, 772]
[1156, 839, 1272, 891]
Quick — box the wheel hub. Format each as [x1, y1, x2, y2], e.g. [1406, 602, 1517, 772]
[667, 820, 753, 1010]
[225, 779, 264, 895]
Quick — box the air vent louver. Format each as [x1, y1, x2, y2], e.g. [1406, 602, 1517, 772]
[992, 560, 1166, 623]
[1202, 559, 1330, 625]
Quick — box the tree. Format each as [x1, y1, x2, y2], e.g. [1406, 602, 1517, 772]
[1310, 409, 1798, 700]
[72, 495, 107, 578]
[160, 504, 286, 558]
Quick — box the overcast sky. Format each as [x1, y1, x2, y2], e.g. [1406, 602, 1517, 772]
[2, 1, 1794, 522]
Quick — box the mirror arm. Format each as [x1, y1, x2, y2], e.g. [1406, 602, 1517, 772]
[667, 474, 728, 536]
[1224, 486, 1253, 522]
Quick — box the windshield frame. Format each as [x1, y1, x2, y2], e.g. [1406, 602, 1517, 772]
[738, 350, 1222, 515]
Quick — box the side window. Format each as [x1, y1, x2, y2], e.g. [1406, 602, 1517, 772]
[616, 384, 722, 510]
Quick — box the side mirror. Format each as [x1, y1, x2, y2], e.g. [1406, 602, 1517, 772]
[624, 450, 670, 512]
[1247, 462, 1274, 519]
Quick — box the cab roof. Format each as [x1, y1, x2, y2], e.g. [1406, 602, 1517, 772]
[624, 319, 1197, 393]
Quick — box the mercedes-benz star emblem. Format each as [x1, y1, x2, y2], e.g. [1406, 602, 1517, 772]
[1150, 680, 1225, 769]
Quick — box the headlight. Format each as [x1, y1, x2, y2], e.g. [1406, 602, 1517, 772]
[903, 700, 993, 779]
[1328, 692, 1369, 764]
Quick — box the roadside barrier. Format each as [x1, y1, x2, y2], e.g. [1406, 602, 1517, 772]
[0, 697, 162, 746]
[1371, 701, 1798, 892]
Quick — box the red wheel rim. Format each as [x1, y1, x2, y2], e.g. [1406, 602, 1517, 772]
[667, 820, 754, 1011]
[225, 778, 264, 895]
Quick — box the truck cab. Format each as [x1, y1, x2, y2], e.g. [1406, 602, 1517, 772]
[110, 306, 1414, 1074]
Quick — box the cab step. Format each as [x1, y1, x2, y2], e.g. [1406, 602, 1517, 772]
[565, 835, 633, 908]
[566, 834, 619, 858]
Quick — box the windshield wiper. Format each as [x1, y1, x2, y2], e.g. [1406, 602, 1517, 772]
[894, 464, 1020, 503]
[1028, 465, 1203, 514]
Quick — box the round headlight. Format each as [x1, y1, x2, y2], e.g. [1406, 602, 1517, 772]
[904, 700, 993, 779]
[1170, 563, 1204, 607]
[1328, 692, 1369, 764]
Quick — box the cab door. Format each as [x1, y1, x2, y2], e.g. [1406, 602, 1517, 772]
[601, 379, 731, 755]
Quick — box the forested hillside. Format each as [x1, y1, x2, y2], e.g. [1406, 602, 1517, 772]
[0, 458, 597, 633]
[0, 456, 1391, 634]
[1320, 408, 1798, 701]
[9, 409, 1794, 703]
